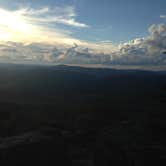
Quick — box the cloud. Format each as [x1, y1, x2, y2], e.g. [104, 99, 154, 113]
[112, 24, 166, 64]
[0, 6, 88, 44]
[20, 6, 89, 28]
[160, 15, 166, 19]
[148, 24, 166, 36]
[145, 24, 166, 54]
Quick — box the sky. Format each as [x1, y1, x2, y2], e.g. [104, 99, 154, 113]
[0, 0, 165, 65]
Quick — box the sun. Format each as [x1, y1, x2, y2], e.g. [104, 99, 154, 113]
[0, 8, 33, 41]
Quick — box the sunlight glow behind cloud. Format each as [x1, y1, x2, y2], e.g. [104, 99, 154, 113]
[0, 6, 88, 44]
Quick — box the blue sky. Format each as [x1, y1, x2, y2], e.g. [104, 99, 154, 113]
[0, 0, 165, 43]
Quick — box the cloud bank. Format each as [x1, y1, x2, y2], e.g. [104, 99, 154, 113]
[0, 23, 165, 65]
[160, 15, 166, 19]
[113, 24, 166, 64]
[0, 5, 165, 65]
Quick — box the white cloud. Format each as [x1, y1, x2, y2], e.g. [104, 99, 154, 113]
[0, 6, 88, 44]
[160, 15, 166, 19]
[19, 6, 89, 28]
[112, 24, 166, 64]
